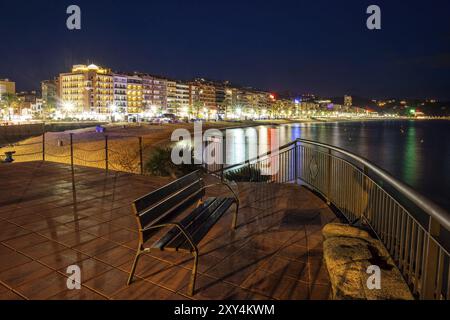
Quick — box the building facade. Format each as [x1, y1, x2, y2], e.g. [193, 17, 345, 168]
[113, 74, 128, 115]
[41, 79, 58, 110]
[59, 64, 114, 114]
[189, 79, 217, 119]
[0, 79, 15, 95]
[54, 64, 282, 120]
[126, 75, 143, 115]
[141, 74, 167, 114]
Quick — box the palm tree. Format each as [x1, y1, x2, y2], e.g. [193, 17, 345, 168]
[0, 93, 19, 121]
[192, 101, 203, 119]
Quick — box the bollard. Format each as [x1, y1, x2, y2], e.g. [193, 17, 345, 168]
[3, 151, 16, 163]
[139, 137, 143, 175]
[42, 132, 46, 161]
[70, 133, 74, 171]
[105, 135, 109, 172]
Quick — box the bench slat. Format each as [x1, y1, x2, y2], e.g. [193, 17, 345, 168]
[141, 190, 205, 243]
[165, 198, 228, 250]
[138, 180, 204, 229]
[151, 198, 217, 250]
[183, 198, 235, 250]
[166, 197, 235, 251]
[133, 170, 202, 213]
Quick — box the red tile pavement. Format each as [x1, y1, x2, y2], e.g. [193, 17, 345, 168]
[0, 161, 337, 300]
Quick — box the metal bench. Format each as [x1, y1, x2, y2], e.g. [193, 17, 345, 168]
[127, 170, 239, 296]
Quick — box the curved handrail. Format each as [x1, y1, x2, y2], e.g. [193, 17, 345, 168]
[294, 138, 450, 231]
[218, 137, 450, 231]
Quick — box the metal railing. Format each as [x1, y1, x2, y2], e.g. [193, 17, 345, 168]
[206, 138, 450, 300]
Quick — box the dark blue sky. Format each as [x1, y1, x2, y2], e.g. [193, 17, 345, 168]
[1, 0, 449, 99]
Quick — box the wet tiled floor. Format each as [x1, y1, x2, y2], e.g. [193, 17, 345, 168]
[0, 161, 337, 300]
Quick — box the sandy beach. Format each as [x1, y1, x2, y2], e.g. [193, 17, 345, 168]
[0, 120, 296, 173]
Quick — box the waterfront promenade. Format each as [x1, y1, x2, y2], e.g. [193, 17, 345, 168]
[0, 161, 335, 300]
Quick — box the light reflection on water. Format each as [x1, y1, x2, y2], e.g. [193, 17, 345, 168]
[221, 120, 449, 212]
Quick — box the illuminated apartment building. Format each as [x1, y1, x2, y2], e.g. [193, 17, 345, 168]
[189, 79, 217, 118]
[223, 87, 273, 119]
[113, 74, 128, 114]
[0, 79, 16, 95]
[166, 80, 190, 116]
[17, 91, 37, 112]
[126, 75, 143, 115]
[141, 74, 167, 114]
[166, 80, 177, 112]
[59, 64, 114, 113]
[41, 79, 58, 109]
[93, 73, 114, 113]
[175, 82, 190, 112]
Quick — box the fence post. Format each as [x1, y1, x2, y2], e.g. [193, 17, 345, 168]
[70, 133, 74, 171]
[422, 217, 441, 299]
[326, 148, 332, 205]
[105, 135, 109, 172]
[42, 131, 46, 162]
[139, 136, 143, 175]
[294, 141, 298, 183]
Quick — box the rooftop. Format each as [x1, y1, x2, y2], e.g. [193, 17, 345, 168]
[0, 161, 336, 300]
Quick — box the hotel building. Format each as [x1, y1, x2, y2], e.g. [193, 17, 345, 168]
[59, 64, 114, 114]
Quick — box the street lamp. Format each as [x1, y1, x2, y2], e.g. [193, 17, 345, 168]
[62, 102, 75, 119]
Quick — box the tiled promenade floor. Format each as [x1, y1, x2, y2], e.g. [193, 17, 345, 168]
[0, 161, 337, 300]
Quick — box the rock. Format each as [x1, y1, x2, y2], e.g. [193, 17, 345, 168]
[322, 223, 371, 240]
[322, 224, 414, 300]
[324, 237, 374, 266]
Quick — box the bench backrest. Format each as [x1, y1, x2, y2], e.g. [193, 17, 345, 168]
[132, 170, 205, 242]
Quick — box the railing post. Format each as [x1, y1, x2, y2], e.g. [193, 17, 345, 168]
[105, 135, 109, 172]
[294, 141, 298, 183]
[42, 131, 45, 162]
[221, 136, 226, 182]
[139, 136, 143, 175]
[70, 133, 74, 171]
[326, 148, 332, 205]
[422, 217, 441, 299]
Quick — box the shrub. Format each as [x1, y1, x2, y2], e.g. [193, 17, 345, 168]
[145, 146, 203, 178]
[224, 166, 272, 182]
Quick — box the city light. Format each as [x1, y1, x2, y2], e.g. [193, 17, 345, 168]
[62, 101, 74, 112]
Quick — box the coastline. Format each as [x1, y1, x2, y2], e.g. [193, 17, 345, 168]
[1, 117, 447, 170]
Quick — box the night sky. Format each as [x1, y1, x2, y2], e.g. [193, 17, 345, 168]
[1, 0, 449, 100]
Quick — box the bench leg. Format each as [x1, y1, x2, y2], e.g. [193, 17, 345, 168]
[232, 202, 239, 230]
[187, 251, 199, 296]
[127, 249, 143, 285]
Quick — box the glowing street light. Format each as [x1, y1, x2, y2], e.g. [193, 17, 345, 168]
[63, 102, 75, 112]
[109, 103, 118, 113]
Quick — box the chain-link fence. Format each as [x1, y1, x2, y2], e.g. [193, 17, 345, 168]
[0, 131, 148, 174]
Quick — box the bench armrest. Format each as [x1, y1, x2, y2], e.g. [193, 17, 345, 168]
[142, 222, 198, 253]
[202, 182, 240, 206]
